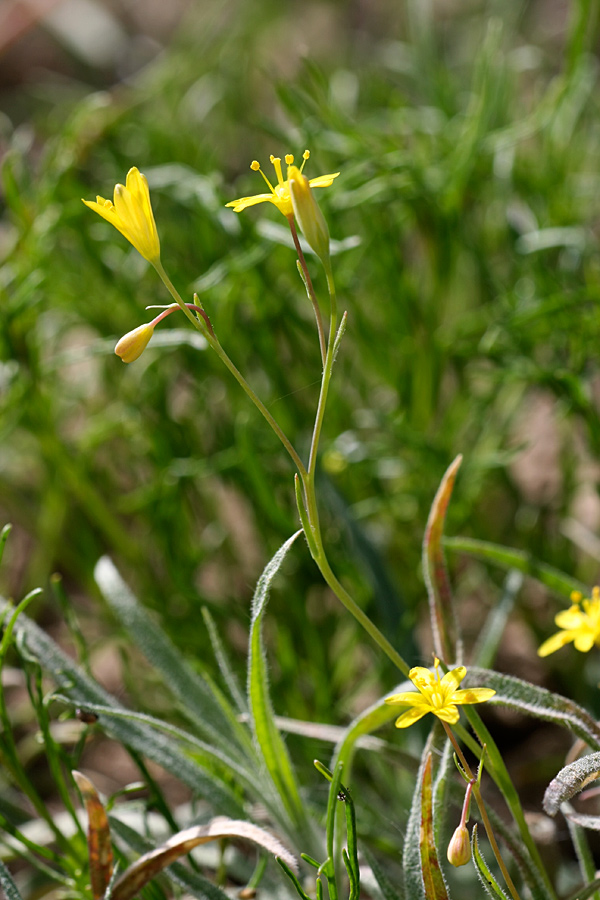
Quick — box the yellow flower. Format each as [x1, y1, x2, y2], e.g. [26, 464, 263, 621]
[83, 167, 161, 264]
[225, 150, 339, 220]
[538, 588, 600, 657]
[115, 323, 155, 363]
[385, 658, 496, 729]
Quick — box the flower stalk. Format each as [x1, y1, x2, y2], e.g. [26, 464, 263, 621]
[442, 723, 522, 900]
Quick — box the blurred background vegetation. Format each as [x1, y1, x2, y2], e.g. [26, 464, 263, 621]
[2, 0, 600, 847]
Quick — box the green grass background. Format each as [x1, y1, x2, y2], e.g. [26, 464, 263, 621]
[2, 0, 600, 736]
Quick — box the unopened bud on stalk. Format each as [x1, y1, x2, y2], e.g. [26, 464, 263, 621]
[446, 824, 471, 867]
[288, 165, 331, 266]
[115, 323, 155, 363]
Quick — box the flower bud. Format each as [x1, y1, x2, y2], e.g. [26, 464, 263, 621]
[446, 824, 471, 867]
[115, 323, 155, 363]
[288, 165, 331, 265]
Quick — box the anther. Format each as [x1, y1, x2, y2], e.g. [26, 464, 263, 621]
[250, 160, 260, 171]
[285, 154, 294, 165]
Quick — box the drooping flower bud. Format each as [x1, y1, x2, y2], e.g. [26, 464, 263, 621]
[115, 323, 155, 363]
[288, 165, 331, 266]
[446, 824, 471, 867]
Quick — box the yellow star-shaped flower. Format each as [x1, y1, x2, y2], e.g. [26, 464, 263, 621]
[83, 167, 160, 264]
[225, 150, 339, 220]
[385, 658, 496, 729]
[538, 587, 600, 657]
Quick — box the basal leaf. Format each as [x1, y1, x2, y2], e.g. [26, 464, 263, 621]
[112, 817, 298, 900]
[72, 771, 114, 900]
[403, 730, 448, 900]
[94, 558, 248, 757]
[466, 668, 600, 749]
[0, 859, 24, 900]
[0, 598, 245, 816]
[419, 753, 450, 900]
[423, 455, 463, 664]
[109, 816, 232, 900]
[247, 532, 304, 826]
[543, 753, 600, 816]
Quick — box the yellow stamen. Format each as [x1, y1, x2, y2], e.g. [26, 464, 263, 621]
[250, 160, 260, 171]
[571, 591, 583, 603]
[285, 154, 294, 165]
[301, 149, 310, 172]
[270, 155, 284, 185]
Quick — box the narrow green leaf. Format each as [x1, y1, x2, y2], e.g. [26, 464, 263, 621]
[247, 532, 305, 825]
[467, 668, 600, 750]
[444, 536, 586, 598]
[419, 753, 451, 900]
[57, 699, 257, 800]
[0, 859, 24, 900]
[276, 858, 312, 900]
[423, 455, 463, 663]
[201, 607, 247, 715]
[471, 825, 510, 899]
[0, 599, 245, 816]
[94, 558, 247, 757]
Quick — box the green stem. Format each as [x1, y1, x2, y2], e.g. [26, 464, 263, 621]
[154, 264, 307, 479]
[288, 218, 327, 366]
[442, 723, 522, 900]
[294, 260, 410, 677]
[314, 551, 410, 677]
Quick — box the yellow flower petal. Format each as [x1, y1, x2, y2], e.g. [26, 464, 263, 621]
[394, 707, 430, 728]
[225, 193, 274, 212]
[440, 666, 467, 691]
[432, 704, 461, 724]
[308, 173, 340, 188]
[538, 630, 575, 657]
[385, 691, 429, 707]
[452, 688, 496, 705]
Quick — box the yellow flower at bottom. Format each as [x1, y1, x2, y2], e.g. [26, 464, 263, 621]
[115, 323, 155, 363]
[83, 167, 160, 264]
[385, 658, 495, 729]
[538, 588, 600, 657]
[226, 150, 339, 219]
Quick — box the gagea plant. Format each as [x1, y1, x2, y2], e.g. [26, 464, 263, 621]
[4, 148, 600, 900]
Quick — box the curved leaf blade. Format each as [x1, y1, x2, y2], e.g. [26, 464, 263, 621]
[467, 668, 600, 749]
[543, 753, 600, 816]
[471, 824, 510, 900]
[247, 532, 304, 824]
[423, 455, 463, 664]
